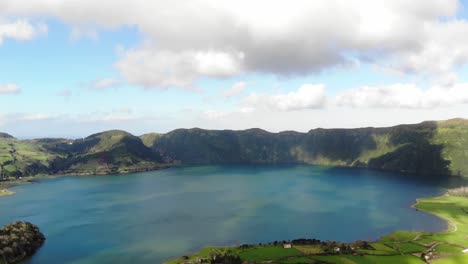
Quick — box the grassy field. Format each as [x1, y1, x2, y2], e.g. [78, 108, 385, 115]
[164, 195, 468, 264]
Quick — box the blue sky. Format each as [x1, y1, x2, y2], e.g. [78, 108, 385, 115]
[1, 0, 468, 138]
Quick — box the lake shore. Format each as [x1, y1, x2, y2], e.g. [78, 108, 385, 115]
[0, 163, 173, 199]
[0, 188, 15, 197]
[164, 192, 468, 264]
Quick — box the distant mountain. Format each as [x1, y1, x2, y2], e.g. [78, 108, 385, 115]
[0, 132, 14, 139]
[148, 119, 468, 177]
[0, 130, 165, 177]
[48, 130, 165, 175]
[1, 119, 467, 178]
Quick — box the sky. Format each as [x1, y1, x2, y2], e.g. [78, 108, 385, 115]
[2, 0, 468, 138]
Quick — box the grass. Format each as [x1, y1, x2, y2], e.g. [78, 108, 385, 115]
[313, 255, 425, 264]
[294, 245, 324, 255]
[356, 243, 397, 255]
[413, 196, 468, 246]
[379, 230, 421, 242]
[432, 254, 468, 264]
[278, 257, 316, 263]
[237, 246, 302, 262]
[388, 242, 427, 253]
[434, 243, 464, 254]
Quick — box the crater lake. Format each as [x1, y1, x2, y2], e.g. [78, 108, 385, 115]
[0, 165, 464, 263]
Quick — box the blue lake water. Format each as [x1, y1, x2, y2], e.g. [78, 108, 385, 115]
[0, 165, 464, 263]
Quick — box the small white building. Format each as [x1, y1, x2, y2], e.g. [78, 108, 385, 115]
[283, 243, 292, 249]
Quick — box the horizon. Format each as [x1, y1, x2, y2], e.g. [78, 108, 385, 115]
[2, 0, 468, 138]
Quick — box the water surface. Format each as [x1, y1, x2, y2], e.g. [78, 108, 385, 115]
[0, 165, 463, 263]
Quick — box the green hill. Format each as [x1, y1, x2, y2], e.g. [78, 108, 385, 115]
[49, 130, 165, 175]
[149, 119, 468, 176]
[0, 132, 14, 139]
[0, 130, 166, 178]
[1, 118, 468, 178]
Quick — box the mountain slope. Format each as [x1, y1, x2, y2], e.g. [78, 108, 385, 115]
[49, 130, 165, 175]
[1, 118, 467, 178]
[149, 119, 468, 176]
[0, 130, 166, 177]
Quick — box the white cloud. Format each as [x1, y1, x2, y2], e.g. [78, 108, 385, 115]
[244, 84, 326, 111]
[2, 0, 467, 88]
[21, 113, 53, 121]
[0, 83, 21, 94]
[381, 20, 468, 76]
[116, 48, 243, 89]
[335, 83, 468, 109]
[223, 82, 246, 98]
[0, 19, 47, 45]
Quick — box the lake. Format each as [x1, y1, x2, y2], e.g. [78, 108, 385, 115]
[0, 165, 464, 263]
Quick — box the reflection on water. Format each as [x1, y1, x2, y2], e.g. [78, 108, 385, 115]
[0, 165, 464, 264]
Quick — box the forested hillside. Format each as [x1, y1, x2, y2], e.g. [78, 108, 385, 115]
[1, 119, 467, 178]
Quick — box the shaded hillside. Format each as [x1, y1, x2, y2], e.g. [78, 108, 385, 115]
[432, 119, 468, 176]
[0, 133, 14, 139]
[149, 119, 468, 176]
[151, 128, 303, 164]
[1, 118, 467, 178]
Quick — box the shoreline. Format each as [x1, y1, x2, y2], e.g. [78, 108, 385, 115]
[411, 195, 458, 234]
[165, 191, 468, 263]
[0, 188, 15, 197]
[0, 164, 173, 199]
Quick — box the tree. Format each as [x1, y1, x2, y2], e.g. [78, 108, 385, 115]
[210, 249, 242, 264]
[0, 222, 45, 263]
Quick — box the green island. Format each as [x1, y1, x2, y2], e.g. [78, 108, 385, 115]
[165, 192, 468, 264]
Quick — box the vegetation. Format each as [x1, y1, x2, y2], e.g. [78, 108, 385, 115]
[0, 222, 45, 264]
[0, 130, 168, 183]
[150, 118, 468, 177]
[1, 119, 468, 190]
[164, 194, 468, 264]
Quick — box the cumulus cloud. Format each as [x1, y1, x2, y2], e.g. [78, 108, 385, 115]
[0, 83, 21, 94]
[0, 19, 47, 44]
[335, 83, 468, 109]
[2, 0, 467, 88]
[115, 48, 243, 89]
[223, 82, 246, 98]
[244, 84, 326, 111]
